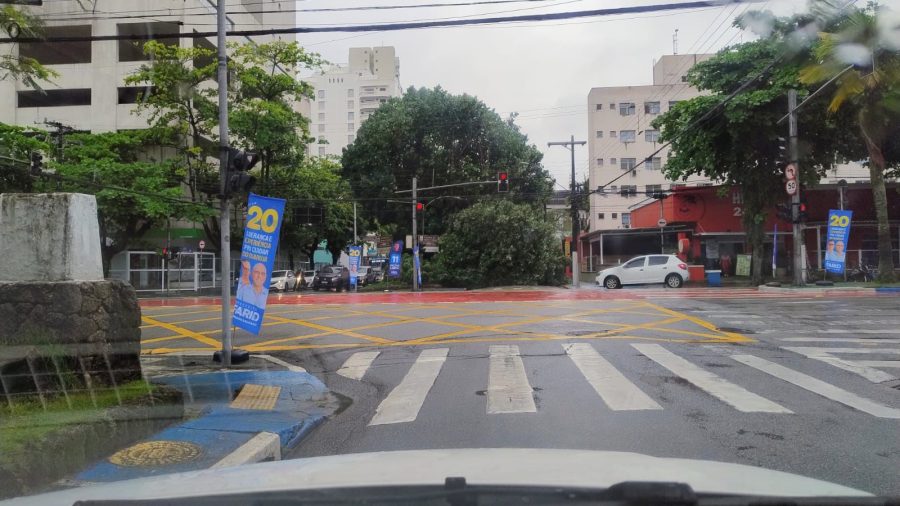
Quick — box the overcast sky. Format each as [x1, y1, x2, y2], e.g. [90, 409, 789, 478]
[289, 0, 810, 187]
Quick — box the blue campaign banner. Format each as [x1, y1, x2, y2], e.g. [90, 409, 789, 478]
[413, 244, 422, 287]
[232, 194, 286, 335]
[824, 209, 853, 274]
[388, 240, 404, 278]
[348, 246, 362, 288]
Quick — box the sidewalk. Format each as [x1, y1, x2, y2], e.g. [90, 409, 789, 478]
[72, 357, 340, 484]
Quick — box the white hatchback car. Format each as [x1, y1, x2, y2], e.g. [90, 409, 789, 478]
[596, 254, 690, 289]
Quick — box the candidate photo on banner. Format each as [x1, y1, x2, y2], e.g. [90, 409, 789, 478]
[232, 193, 286, 335]
[824, 209, 852, 274]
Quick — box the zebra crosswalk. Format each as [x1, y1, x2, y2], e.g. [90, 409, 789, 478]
[334, 341, 900, 426]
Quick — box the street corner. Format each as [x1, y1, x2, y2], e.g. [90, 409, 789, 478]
[73, 369, 341, 483]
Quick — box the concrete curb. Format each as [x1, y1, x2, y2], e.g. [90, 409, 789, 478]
[212, 432, 281, 469]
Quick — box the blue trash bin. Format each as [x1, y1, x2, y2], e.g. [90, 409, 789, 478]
[706, 270, 722, 287]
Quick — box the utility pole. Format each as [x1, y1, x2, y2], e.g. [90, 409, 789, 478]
[788, 90, 804, 286]
[411, 176, 418, 292]
[548, 135, 586, 288]
[353, 202, 358, 244]
[216, 0, 233, 367]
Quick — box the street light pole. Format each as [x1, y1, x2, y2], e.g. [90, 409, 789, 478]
[216, 0, 233, 367]
[548, 135, 586, 288]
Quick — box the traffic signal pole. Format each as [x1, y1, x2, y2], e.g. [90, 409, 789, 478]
[217, 0, 233, 366]
[788, 90, 804, 286]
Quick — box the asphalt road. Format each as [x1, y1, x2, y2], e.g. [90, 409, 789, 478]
[274, 291, 900, 496]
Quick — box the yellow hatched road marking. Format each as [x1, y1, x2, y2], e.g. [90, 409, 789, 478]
[265, 315, 394, 344]
[140, 316, 222, 348]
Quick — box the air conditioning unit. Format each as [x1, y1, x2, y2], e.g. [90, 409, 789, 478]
[631, 170, 637, 177]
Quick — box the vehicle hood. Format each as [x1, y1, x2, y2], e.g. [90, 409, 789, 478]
[4, 449, 870, 504]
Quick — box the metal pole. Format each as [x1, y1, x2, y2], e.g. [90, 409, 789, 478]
[788, 90, 803, 286]
[570, 135, 579, 287]
[353, 202, 358, 243]
[217, 0, 233, 367]
[412, 176, 418, 292]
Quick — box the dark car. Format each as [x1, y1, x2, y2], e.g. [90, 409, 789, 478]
[312, 266, 347, 291]
[356, 266, 377, 286]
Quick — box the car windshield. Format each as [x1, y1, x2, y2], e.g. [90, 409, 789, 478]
[2, 0, 900, 503]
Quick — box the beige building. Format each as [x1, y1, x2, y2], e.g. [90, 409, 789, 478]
[0, 0, 291, 132]
[587, 54, 714, 233]
[306, 47, 402, 157]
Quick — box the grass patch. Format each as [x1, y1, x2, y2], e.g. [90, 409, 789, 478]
[0, 380, 155, 464]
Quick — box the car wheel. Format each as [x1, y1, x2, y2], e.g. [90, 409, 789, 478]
[665, 273, 683, 288]
[604, 276, 621, 289]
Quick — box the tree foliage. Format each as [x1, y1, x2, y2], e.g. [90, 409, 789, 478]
[0, 6, 58, 89]
[799, 3, 900, 281]
[341, 87, 553, 236]
[653, 16, 856, 283]
[0, 123, 48, 193]
[434, 200, 565, 288]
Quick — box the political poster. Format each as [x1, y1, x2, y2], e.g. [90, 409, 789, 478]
[824, 209, 853, 274]
[413, 244, 422, 287]
[232, 194, 286, 335]
[388, 240, 403, 278]
[348, 246, 362, 288]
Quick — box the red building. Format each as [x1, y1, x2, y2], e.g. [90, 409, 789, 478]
[579, 183, 900, 277]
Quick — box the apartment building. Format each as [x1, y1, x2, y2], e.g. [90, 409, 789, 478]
[0, 0, 291, 132]
[306, 47, 402, 157]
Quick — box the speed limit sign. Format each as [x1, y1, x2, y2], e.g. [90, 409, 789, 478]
[785, 179, 798, 196]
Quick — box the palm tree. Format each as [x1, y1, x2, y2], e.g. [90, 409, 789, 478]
[799, 6, 900, 282]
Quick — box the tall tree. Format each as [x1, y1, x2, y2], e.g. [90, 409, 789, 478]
[0, 123, 48, 193]
[341, 87, 553, 236]
[654, 19, 855, 284]
[0, 6, 57, 89]
[799, 5, 900, 281]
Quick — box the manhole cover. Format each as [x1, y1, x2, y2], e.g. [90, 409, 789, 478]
[109, 440, 201, 467]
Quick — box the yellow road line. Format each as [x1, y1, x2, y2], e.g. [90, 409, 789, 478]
[141, 347, 216, 355]
[142, 334, 196, 345]
[640, 301, 754, 343]
[140, 315, 223, 348]
[265, 315, 394, 344]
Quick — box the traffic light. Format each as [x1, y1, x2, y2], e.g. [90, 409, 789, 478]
[225, 148, 258, 196]
[797, 197, 808, 223]
[161, 247, 181, 261]
[415, 202, 424, 211]
[497, 172, 509, 193]
[776, 203, 791, 222]
[30, 151, 43, 176]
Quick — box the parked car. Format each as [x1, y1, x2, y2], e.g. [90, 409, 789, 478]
[371, 267, 385, 283]
[294, 270, 316, 290]
[312, 266, 347, 291]
[596, 254, 689, 289]
[356, 266, 376, 286]
[269, 270, 297, 292]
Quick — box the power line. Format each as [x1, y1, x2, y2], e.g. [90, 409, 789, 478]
[1, 0, 764, 44]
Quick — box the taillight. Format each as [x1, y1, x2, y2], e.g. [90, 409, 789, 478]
[678, 263, 687, 270]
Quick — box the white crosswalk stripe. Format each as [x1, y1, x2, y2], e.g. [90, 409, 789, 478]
[732, 354, 900, 419]
[781, 346, 899, 383]
[369, 348, 449, 426]
[487, 345, 536, 414]
[564, 343, 661, 411]
[336, 351, 380, 380]
[633, 344, 792, 413]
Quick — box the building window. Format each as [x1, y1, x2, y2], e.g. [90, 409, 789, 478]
[620, 158, 636, 170]
[347, 89, 354, 98]
[681, 75, 688, 82]
[318, 147, 326, 156]
[619, 130, 636, 143]
[595, 104, 602, 111]
[18, 88, 91, 108]
[622, 213, 631, 227]
[379, 87, 386, 91]
[612, 213, 618, 219]
[348, 112, 355, 121]
[610, 131, 617, 138]
[348, 100, 354, 108]
[668, 100, 681, 109]
[318, 113, 325, 121]
[596, 158, 603, 166]
[598, 213, 605, 219]
[318, 124, 325, 133]
[596, 130, 603, 138]
[619, 102, 635, 116]
[644, 101, 661, 114]
[644, 129, 660, 143]
[117, 86, 155, 104]
[348, 123, 354, 131]
[645, 184, 662, 195]
[609, 103, 615, 109]
[610, 158, 617, 165]
[647, 157, 662, 170]
[620, 185, 637, 196]
[318, 90, 325, 99]
[318, 101, 326, 110]
[19, 25, 92, 64]
[348, 134, 355, 143]
[117, 22, 179, 62]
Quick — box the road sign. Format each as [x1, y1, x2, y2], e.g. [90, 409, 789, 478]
[785, 179, 798, 196]
[784, 164, 797, 181]
[199, 240, 206, 250]
[657, 218, 667, 227]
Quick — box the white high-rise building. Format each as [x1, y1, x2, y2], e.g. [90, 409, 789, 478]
[0, 0, 291, 132]
[307, 46, 401, 157]
[587, 54, 714, 232]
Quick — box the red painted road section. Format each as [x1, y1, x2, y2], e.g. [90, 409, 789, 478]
[137, 288, 891, 308]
